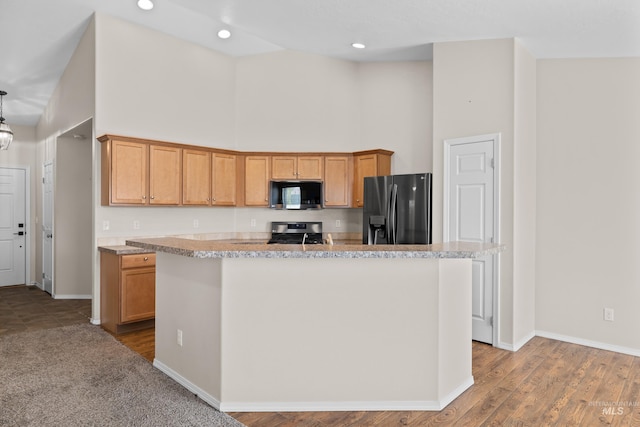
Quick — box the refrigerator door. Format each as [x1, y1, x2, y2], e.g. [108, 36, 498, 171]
[363, 176, 393, 244]
[392, 173, 432, 244]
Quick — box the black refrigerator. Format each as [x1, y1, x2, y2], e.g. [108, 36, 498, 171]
[362, 173, 432, 245]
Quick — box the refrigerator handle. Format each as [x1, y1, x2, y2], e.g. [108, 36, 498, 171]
[390, 184, 398, 244]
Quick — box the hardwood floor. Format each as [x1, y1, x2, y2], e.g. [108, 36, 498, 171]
[113, 325, 640, 426]
[2, 284, 639, 426]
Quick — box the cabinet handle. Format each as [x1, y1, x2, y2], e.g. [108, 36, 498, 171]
[142, 195, 146, 199]
[143, 257, 149, 261]
[212, 197, 216, 201]
[150, 196, 155, 200]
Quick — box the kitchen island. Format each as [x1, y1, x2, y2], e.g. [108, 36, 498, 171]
[125, 237, 502, 413]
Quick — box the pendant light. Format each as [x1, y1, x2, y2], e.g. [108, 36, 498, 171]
[0, 90, 13, 150]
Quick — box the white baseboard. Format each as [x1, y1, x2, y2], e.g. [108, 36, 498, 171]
[27, 282, 43, 290]
[536, 330, 640, 357]
[220, 400, 444, 413]
[153, 359, 222, 411]
[435, 376, 474, 410]
[53, 294, 92, 300]
[497, 330, 536, 352]
[153, 358, 471, 413]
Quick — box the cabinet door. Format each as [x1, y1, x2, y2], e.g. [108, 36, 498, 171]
[111, 140, 148, 205]
[182, 149, 211, 205]
[324, 156, 351, 207]
[297, 156, 323, 180]
[245, 156, 270, 206]
[212, 153, 237, 206]
[353, 155, 378, 207]
[271, 156, 297, 179]
[120, 267, 156, 323]
[149, 145, 182, 205]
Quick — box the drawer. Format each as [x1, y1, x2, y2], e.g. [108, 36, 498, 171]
[121, 253, 156, 269]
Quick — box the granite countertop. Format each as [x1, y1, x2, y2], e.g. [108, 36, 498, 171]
[125, 237, 504, 259]
[98, 245, 156, 255]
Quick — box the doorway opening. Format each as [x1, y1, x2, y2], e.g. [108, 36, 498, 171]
[43, 119, 93, 299]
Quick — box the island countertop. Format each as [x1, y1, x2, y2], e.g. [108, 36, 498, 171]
[125, 237, 503, 259]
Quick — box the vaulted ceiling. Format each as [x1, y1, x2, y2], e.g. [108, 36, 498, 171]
[1, 0, 638, 126]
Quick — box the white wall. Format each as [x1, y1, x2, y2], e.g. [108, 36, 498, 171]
[94, 14, 236, 149]
[93, 15, 432, 243]
[359, 62, 433, 174]
[512, 41, 537, 346]
[432, 38, 537, 349]
[32, 18, 95, 301]
[536, 58, 640, 352]
[235, 50, 360, 151]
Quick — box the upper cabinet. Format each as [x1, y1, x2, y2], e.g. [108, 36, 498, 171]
[182, 148, 211, 206]
[100, 136, 181, 206]
[244, 155, 270, 206]
[149, 145, 182, 205]
[99, 134, 392, 208]
[212, 153, 237, 206]
[102, 138, 148, 205]
[271, 155, 323, 180]
[324, 156, 351, 207]
[182, 150, 237, 206]
[352, 150, 393, 208]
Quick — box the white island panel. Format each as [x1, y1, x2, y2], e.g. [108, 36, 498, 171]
[151, 251, 473, 412]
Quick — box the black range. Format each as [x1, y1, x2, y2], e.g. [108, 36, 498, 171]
[268, 221, 323, 244]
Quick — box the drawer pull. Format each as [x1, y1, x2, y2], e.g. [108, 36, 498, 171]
[143, 257, 149, 261]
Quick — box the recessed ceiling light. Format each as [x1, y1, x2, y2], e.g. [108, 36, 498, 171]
[217, 29, 231, 39]
[351, 42, 366, 49]
[137, 0, 154, 11]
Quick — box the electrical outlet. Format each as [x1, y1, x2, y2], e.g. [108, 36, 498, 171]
[133, 220, 140, 230]
[177, 329, 183, 346]
[250, 219, 256, 228]
[604, 308, 614, 322]
[102, 220, 109, 231]
[335, 219, 341, 228]
[193, 219, 199, 228]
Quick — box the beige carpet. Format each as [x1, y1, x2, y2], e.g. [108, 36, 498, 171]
[0, 323, 244, 426]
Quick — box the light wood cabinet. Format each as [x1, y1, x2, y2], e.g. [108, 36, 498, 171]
[102, 139, 148, 205]
[212, 153, 237, 206]
[324, 156, 351, 207]
[245, 156, 270, 206]
[99, 134, 393, 209]
[182, 150, 237, 206]
[100, 251, 156, 334]
[353, 150, 393, 207]
[182, 148, 211, 205]
[100, 135, 182, 206]
[149, 145, 182, 205]
[272, 155, 323, 180]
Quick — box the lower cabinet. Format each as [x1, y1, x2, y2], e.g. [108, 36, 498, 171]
[100, 250, 156, 334]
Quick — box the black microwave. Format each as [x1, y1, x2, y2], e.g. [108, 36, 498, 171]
[269, 181, 323, 210]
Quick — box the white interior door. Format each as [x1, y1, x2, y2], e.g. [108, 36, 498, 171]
[0, 168, 27, 287]
[43, 162, 54, 294]
[445, 135, 498, 344]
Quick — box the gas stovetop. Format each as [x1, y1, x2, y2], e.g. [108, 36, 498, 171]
[268, 221, 323, 244]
